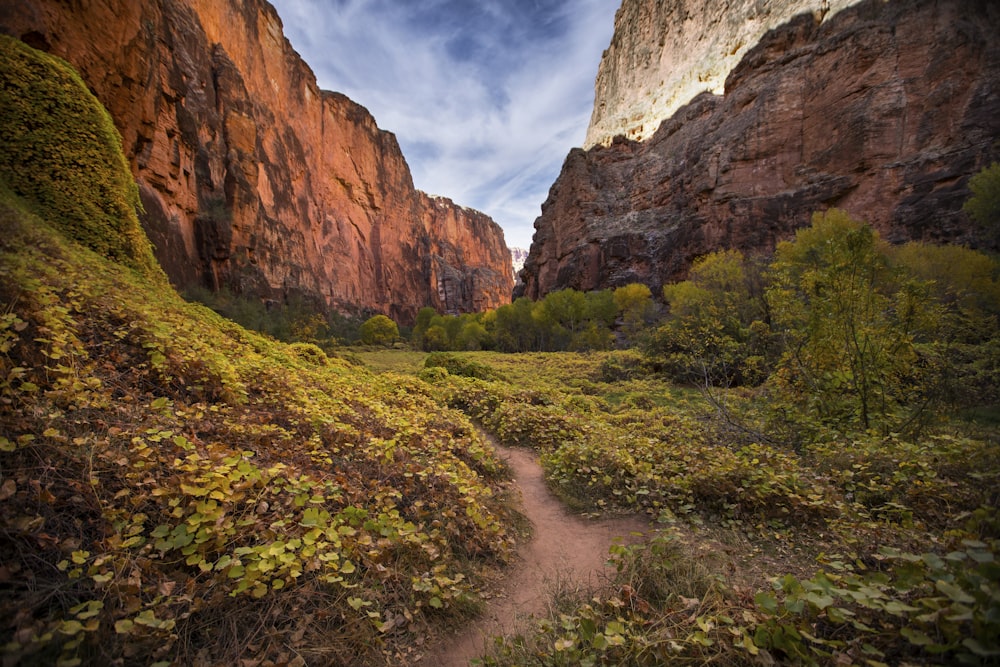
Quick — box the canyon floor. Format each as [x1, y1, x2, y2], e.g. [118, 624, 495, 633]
[418, 439, 650, 667]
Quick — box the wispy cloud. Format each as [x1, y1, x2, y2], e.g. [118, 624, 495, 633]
[269, 0, 619, 249]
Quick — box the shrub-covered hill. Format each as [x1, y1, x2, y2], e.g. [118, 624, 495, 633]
[0, 36, 514, 666]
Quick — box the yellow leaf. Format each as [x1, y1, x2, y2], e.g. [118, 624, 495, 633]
[554, 637, 575, 652]
[58, 620, 83, 635]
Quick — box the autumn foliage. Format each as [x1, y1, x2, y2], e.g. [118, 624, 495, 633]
[0, 36, 514, 666]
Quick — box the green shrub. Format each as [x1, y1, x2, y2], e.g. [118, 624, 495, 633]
[417, 366, 449, 383]
[964, 161, 1000, 235]
[286, 341, 329, 366]
[359, 314, 399, 346]
[597, 349, 648, 382]
[423, 352, 502, 381]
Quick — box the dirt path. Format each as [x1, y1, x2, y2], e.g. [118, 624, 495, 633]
[418, 443, 650, 666]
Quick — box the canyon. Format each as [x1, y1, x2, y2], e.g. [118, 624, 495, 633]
[520, 0, 1000, 300]
[585, 0, 861, 149]
[0, 0, 512, 324]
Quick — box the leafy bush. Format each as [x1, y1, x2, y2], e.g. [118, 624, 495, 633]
[286, 341, 329, 366]
[964, 161, 1000, 236]
[423, 352, 503, 381]
[597, 349, 648, 382]
[359, 314, 399, 346]
[753, 529, 1000, 664]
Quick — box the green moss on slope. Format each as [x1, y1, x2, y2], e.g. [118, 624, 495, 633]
[0, 34, 160, 276]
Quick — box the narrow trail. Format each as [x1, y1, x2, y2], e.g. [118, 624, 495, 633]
[418, 442, 650, 666]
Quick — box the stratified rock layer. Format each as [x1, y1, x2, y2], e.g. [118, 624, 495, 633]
[0, 0, 512, 323]
[520, 0, 1000, 300]
[585, 0, 860, 149]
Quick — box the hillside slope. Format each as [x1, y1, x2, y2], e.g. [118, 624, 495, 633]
[0, 35, 513, 666]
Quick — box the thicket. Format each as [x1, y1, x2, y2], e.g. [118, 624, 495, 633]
[409, 284, 653, 353]
[646, 210, 1000, 437]
[183, 285, 370, 349]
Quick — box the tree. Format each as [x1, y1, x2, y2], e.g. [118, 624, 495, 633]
[421, 325, 449, 351]
[570, 321, 615, 351]
[891, 242, 1000, 340]
[541, 289, 588, 334]
[443, 314, 465, 347]
[492, 297, 539, 352]
[532, 289, 588, 350]
[890, 242, 1000, 409]
[963, 162, 1000, 235]
[455, 320, 490, 351]
[359, 314, 399, 346]
[410, 306, 437, 349]
[613, 283, 654, 343]
[767, 210, 936, 435]
[653, 249, 770, 385]
[584, 290, 618, 327]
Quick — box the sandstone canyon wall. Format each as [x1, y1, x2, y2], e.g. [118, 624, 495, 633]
[520, 0, 1000, 300]
[585, 0, 860, 149]
[0, 0, 512, 323]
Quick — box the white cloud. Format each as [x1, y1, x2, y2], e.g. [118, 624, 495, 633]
[270, 0, 619, 250]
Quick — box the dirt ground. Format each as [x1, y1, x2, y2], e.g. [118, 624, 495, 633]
[418, 443, 651, 666]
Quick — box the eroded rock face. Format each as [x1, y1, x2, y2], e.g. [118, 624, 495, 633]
[520, 0, 1000, 300]
[0, 0, 512, 324]
[418, 194, 514, 315]
[585, 0, 860, 149]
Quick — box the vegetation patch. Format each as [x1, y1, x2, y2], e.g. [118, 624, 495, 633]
[0, 43, 517, 665]
[423, 352, 505, 382]
[394, 347, 999, 665]
[0, 35, 159, 277]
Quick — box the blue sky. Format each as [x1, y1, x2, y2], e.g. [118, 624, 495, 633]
[268, 0, 620, 250]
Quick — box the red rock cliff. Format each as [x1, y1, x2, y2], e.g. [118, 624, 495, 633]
[520, 0, 999, 300]
[0, 0, 513, 324]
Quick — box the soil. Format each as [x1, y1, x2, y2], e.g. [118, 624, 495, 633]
[417, 442, 650, 666]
